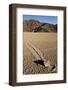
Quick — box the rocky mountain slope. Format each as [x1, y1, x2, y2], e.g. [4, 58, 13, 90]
[23, 19, 57, 32]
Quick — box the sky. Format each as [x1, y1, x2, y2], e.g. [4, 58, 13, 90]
[23, 15, 57, 25]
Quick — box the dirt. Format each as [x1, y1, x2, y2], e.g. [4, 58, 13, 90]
[23, 32, 57, 75]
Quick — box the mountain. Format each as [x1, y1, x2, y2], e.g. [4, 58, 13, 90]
[23, 19, 57, 32]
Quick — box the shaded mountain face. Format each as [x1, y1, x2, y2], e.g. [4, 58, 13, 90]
[23, 19, 57, 32]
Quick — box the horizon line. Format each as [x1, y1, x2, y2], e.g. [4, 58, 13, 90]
[23, 15, 57, 25]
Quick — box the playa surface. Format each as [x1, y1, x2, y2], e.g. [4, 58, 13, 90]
[23, 32, 57, 74]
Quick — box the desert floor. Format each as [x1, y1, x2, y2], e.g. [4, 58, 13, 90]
[23, 32, 57, 74]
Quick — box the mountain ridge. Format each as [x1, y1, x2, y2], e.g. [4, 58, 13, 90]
[23, 19, 57, 32]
